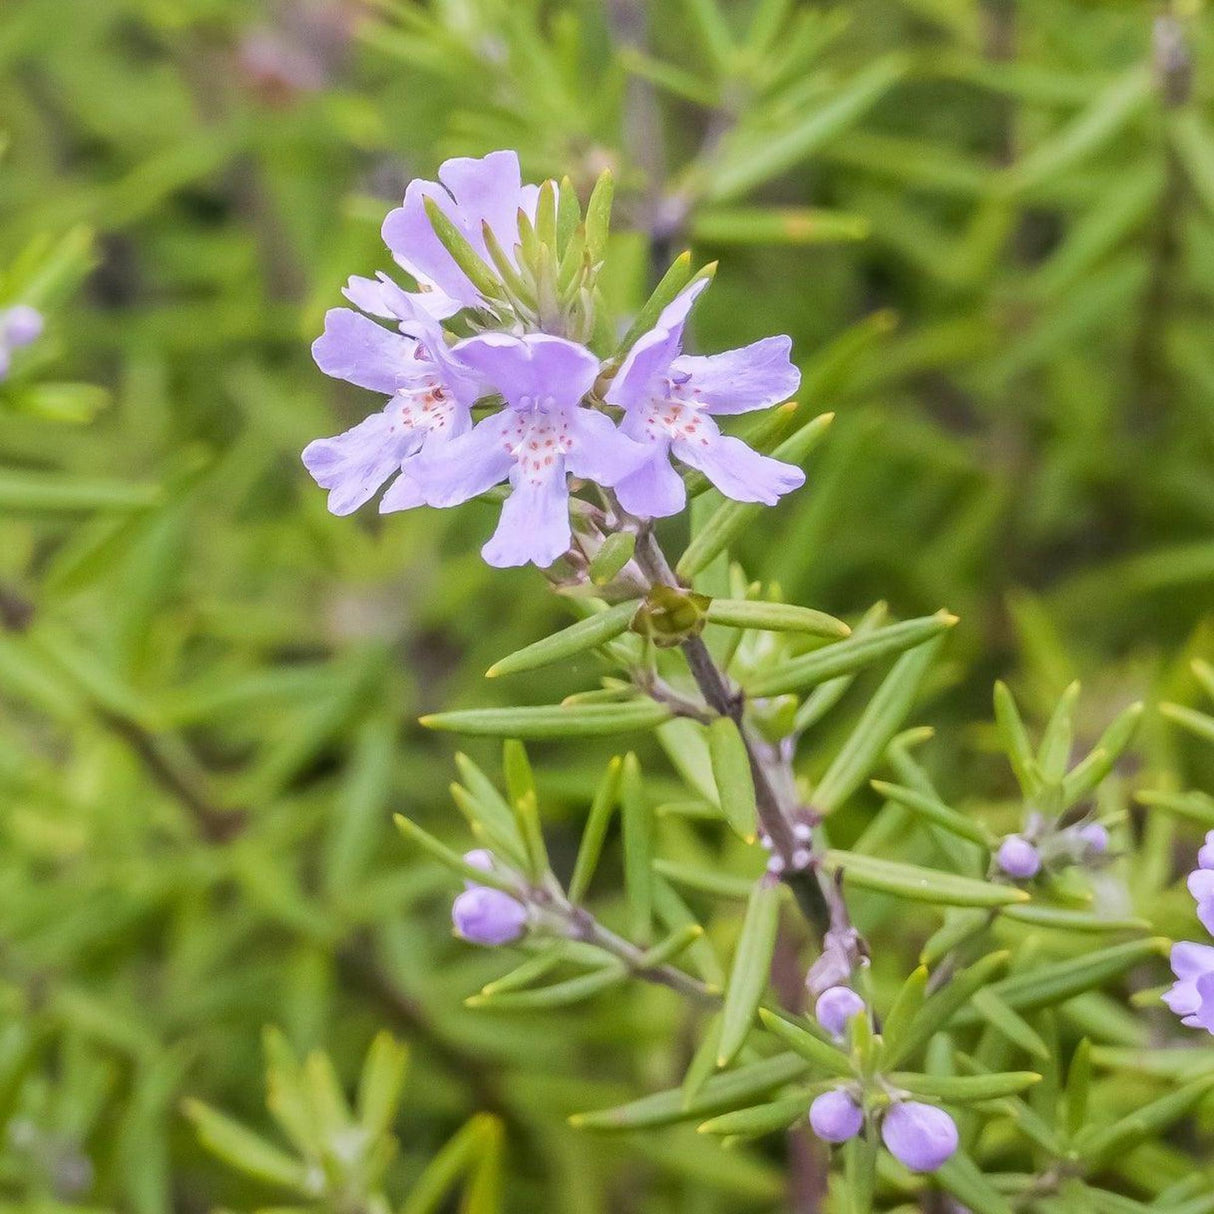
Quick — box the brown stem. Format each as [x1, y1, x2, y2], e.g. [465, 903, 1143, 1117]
[630, 529, 863, 974]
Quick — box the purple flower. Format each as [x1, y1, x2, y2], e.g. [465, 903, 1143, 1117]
[1163, 942, 1214, 1033]
[881, 1101, 958, 1172]
[809, 1089, 863, 1144]
[1188, 868, 1214, 936]
[304, 302, 486, 515]
[452, 886, 528, 946]
[1198, 829, 1214, 871]
[604, 279, 803, 519]
[1076, 823, 1109, 856]
[996, 835, 1040, 879]
[409, 333, 647, 568]
[0, 305, 43, 382]
[382, 150, 539, 315]
[814, 986, 866, 1039]
[3, 305, 43, 348]
[463, 849, 496, 881]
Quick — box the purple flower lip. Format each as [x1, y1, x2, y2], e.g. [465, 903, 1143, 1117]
[997, 834, 1041, 879]
[881, 1101, 958, 1172]
[808, 1089, 863, 1144]
[1164, 941, 1214, 1034]
[814, 986, 866, 1039]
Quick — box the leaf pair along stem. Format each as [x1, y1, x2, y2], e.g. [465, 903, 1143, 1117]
[630, 527, 863, 970]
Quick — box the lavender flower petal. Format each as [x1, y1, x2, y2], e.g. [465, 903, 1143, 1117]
[452, 886, 528, 946]
[671, 335, 799, 415]
[809, 1090, 863, 1144]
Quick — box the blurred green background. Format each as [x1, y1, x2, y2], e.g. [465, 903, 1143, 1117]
[3, 0, 1214, 1209]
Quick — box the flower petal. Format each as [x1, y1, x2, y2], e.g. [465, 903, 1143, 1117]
[343, 272, 460, 324]
[672, 427, 805, 505]
[455, 332, 600, 412]
[409, 410, 515, 508]
[1163, 978, 1199, 1016]
[606, 279, 709, 413]
[1171, 941, 1214, 981]
[382, 151, 534, 311]
[615, 446, 687, 519]
[483, 464, 572, 568]
[673, 335, 800, 415]
[312, 308, 429, 393]
[564, 407, 650, 487]
[301, 407, 421, 516]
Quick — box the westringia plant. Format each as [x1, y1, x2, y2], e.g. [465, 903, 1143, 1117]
[290, 150, 1214, 1212]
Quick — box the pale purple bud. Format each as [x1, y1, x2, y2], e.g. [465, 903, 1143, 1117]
[997, 835, 1040, 879]
[814, 986, 866, 1038]
[1076, 823, 1109, 855]
[881, 1101, 958, 1172]
[452, 886, 527, 945]
[463, 848, 495, 876]
[3, 305, 43, 348]
[1199, 830, 1214, 871]
[808, 1089, 863, 1144]
[0, 348, 9, 382]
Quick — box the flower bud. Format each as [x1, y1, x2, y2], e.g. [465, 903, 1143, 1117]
[1199, 830, 1214, 871]
[1076, 823, 1109, 855]
[997, 834, 1040, 879]
[463, 848, 495, 878]
[881, 1101, 958, 1172]
[2, 305, 43, 348]
[452, 886, 527, 945]
[808, 1089, 863, 1144]
[814, 986, 866, 1039]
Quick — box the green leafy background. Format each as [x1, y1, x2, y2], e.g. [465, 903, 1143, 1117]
[3, 0, 1214, 1210]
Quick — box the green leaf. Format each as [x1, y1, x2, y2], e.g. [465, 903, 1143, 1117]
[420, 700, 673, 738]
[970, 989, 1050, 1061]
[821, 850, 1027, 907]
[843, 1132, 878, 1214]
[614, 252, 695, 356]
[690, 206, 870, 245]
[956, 939, 1169, 1022]
[1137, 788, 1214, 828]
[745, 611, 956, 698]
[812, 634, 945, 814]
[707, 55, 908, 201]
[1060, 702, 1143, 803]
[402, 1114, 499, 1214]
[704, 598, 850, 638]
[696, 1091, 814, 1138]
[466, 963, 628, 1010]
[589, 530, 636, 585]
[757, 1008, 853, 1077]
[478, 948, 567, 997]
[887, 951, 1009, 1069]
[183, 1100, 307, 1192]
[653, 859, 755, 899]
[682, 1016, 724, 1109]
[887, 1070, 1040, 1100]
[1064, 1038, 1091, 1142]
[718, 879, 782, 1067]
[1075, 1073, 1214, 1165]
[1037, 680, 1080, 783]
[621, 753, 654, 944]
[999, 65, 1152, 196]
[570, 1052, 810, 1130]
[1160, 702, 1214, 746]
[707, 716, 758, 841]
[881, 966, 929, 1057]
[935, 1150, 1015, 1214]
[677, 413, 834, 578]
[393, 815, 518, 894]
[1000, 904, 1149, 934]
[872, 781, 995, 848]
[569, 756, 624, 903]
[503, 740, 550, 880]
[486, 600, 638, 677]
[584, 168, 615, 263]
[0, 469, 161, 512]
[993, 681, 1039, 795]
[422, 196, 506, 302]
[356, 1032, 408, 1140]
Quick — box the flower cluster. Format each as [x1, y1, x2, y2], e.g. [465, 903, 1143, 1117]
[0, 304, 43, 381]
[1164, 830, 1214, 1034]
[303, 151, 803, 568]
[806, 986, 958, 1173]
